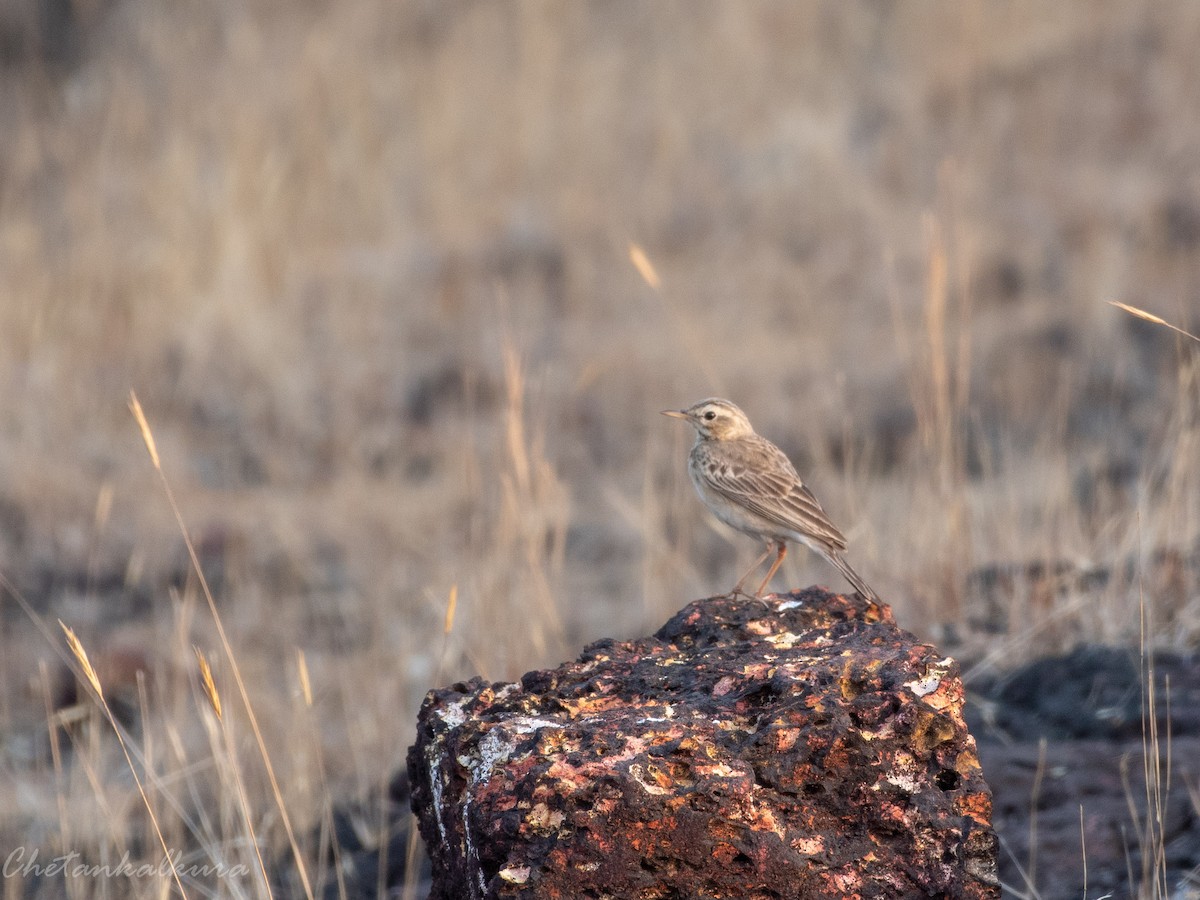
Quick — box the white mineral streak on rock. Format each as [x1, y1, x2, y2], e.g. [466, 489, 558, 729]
[905, 658, 953, 698]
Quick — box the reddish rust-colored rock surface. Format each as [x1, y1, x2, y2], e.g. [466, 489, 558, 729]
[407, 589, 998, 899]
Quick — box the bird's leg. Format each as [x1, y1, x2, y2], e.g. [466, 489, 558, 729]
[731, 542, 774, 598]
[754, 541, 787, 598]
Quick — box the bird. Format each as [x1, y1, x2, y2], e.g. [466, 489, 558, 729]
[662, 398, 878, 601]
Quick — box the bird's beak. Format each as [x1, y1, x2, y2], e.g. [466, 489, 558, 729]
[661, 409, 689, 419]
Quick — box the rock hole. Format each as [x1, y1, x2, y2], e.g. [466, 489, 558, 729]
[935, 769, 960, 791]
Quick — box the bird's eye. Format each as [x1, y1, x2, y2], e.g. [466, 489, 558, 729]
[704, 411, 716, 421]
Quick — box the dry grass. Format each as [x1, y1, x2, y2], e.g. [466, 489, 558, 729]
[1, 1, 1199, 896]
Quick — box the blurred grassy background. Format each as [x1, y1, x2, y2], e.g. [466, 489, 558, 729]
[1, 0, 1198, 894]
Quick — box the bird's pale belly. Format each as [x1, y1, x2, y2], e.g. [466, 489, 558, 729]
[688, 462, 795, 542]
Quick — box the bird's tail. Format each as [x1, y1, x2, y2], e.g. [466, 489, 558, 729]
[824, 549, 880, 602]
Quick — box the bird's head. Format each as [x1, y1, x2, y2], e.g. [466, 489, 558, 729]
[661, 398, 755, 440]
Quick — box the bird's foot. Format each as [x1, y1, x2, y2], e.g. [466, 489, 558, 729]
[728, 587, 774, 610]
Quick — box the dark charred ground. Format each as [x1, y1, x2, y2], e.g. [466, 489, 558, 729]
[967, 645, 1200, 899]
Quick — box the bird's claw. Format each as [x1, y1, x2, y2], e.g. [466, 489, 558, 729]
[728, 587, 773, 610]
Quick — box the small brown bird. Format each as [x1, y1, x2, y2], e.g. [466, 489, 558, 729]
[663, 398, 878, 600]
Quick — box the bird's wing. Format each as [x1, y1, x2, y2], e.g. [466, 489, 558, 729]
[700, 436, 849, 550]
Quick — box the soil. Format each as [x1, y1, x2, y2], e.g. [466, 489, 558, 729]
[968, 646, 1200, 899]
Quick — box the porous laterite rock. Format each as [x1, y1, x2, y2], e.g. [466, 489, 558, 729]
[408, 589, 998, 899]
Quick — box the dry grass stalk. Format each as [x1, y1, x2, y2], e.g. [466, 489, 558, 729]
[629, 243, 661, 290]
[1110, 301, 1200, 344]
[129, 391, 310, 900]
[59, 621, 190, 898]
[194, 646, 222, 721]
[297, 649, 313, 709]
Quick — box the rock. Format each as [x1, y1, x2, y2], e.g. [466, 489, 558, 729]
[407, 589, 998, 899]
